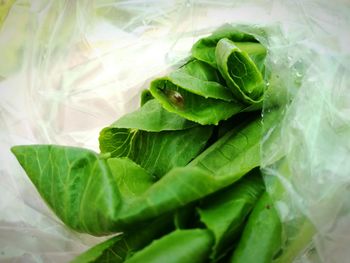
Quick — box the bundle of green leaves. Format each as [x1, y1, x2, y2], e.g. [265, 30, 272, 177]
[12, 25, 288, 263]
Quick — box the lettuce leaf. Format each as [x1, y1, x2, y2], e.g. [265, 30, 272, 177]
[150, 60, 244, 125]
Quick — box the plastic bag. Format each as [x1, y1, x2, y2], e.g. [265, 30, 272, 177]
[261, 3, 350, 261]
[1, 0, 349, 262]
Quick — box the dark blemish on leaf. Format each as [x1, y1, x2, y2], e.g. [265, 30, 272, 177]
[164, 90, 184, 109]
[171, 91, 184, 105]
[266, 205, 271, 209]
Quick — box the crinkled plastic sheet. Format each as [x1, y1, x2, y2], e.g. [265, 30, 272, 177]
[0, 0, 349, 262]
[261, 3, 350, 262]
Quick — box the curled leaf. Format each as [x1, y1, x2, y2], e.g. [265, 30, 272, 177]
[150, 60, 244, 125]
[216, 38, 266, 104]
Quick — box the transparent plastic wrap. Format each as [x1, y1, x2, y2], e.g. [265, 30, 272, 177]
[261, 4, 350, 262]
[0, 0, 349, 262]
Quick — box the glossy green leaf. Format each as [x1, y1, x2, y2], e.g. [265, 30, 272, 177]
[191, 24, 263, 68]
[99, 99, 212, 177]
[11, 145, 122, 235]
[11, 145, 181, 235]
[124, 229, 214, 263]
[190, 116, 262, 179]
[198, 170, 265, 260]
[116, 115, 266, 226]
[9, 147, 241, 235]
[216, 38, 265, 104]
[170, 60, 234, 101]
[71, 215, 173, 263]
[230, 193, 282, 263]
[111, 99, 197, 132]
[107, 157, 155, 199]
[71, 235, 124, 263]
[150, 60, 244, 125]
[234, 42, 267, 74]
[8, 146, 222, 235]
[99, 125, 212, 178]
[11, 113, 266, 235]
[116, 167, 224, 226]
[117, 117, 266, 227]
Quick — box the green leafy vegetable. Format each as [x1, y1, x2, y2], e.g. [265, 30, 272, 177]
[191, 24, 259, 68]
[198, 170, 265, 260]
[110, 99, 197, 132]
[169, 60, 233, 101]
[11, 145, 122, 235]
[99, 99, 212, 177]
[99, 126, 211, 178]
[124, 229, 214, 263]
[71, 235, 124, 263]
[113, 117, 267, 228]
[107, 157, 155, 199]
[71, 215, 173, 263]
[190, 115, 262, 178]
[230, 193, 282, 263]
[11, 115, 265, 235]
[192, 24, 266, 69]
[216, 38, 265, 104]
[116, 166, 224, 227]
[9, 24, 297, 263]
[150, 60, 244, 125]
